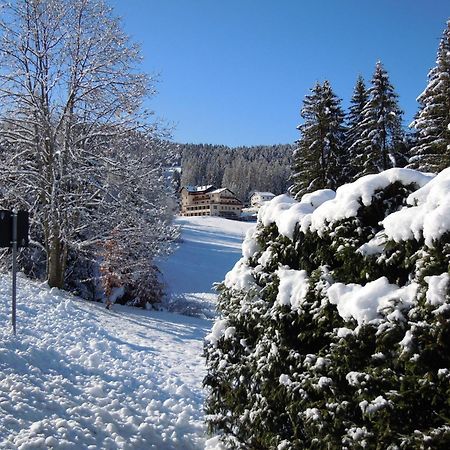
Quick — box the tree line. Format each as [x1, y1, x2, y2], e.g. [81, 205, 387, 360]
[204, 18, 450, 449]
[180, 19, 450, 207]
[178, 143, 293, 203]
[291, 20, 450, 198]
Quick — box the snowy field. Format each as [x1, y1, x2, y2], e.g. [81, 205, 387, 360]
[158, 216, 255, 318]
[0, 216, 252, 449]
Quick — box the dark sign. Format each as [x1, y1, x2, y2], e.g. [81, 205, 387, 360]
[17, 211, 29, 247]
[0, 210, 29, 248]
[0, 210, 12, 247]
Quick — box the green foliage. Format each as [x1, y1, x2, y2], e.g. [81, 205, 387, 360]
[290, 81, 347, 199]
[350, 61, 406, 179]
[409, 20, 450, 173]
[204, 176, 450, 448]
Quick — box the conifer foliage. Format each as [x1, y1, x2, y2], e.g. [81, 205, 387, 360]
[345, 76, 368, 180]
[351, 62, 405, 178]
[409, 20, 450, 173]
[204, 168, 450, 449]
[290, 81, 346, 199]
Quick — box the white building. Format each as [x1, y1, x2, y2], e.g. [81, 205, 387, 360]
[180, 185, 243, 219]
[250, 191, 275, 207]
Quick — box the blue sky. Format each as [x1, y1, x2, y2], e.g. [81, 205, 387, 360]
[110, 0, 449, 147]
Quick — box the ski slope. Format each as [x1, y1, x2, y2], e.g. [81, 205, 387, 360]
[158, 216, 255, 317]
[0, 216, 253, 449]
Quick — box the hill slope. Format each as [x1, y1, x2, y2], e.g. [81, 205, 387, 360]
[0, 215, 252, 449]
[158, 216, 255, 317]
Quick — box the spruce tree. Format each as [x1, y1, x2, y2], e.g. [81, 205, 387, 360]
[352, 62, 405, 178]
[290, 81, 346, 199]
[346, 76, 368, 181]
[409, 20, 450, 173]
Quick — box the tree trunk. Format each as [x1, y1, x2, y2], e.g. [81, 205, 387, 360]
[47, 236, 67, 288]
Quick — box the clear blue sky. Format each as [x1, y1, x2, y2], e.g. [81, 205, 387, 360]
[110, 0, 449, 147]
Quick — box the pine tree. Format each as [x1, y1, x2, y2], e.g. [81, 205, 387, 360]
[290, 81, 346, 199]
[409, 20, 450, 173]
[352, 62, 405, 178]
[345, 76, 368, 180]
[205, 168, 450, 449]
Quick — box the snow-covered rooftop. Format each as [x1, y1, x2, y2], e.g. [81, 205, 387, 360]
[210, 188, 229, 194]
[184, 185, 215, 193]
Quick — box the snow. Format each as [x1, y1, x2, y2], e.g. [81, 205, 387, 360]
[347, 427, 369, 441]
[309, 169, 432, 235]
[224, 259, 258, 291]
[184, 185, 214, 193]
[337, 327, 353, 338]
[327, 278, 418, 325]
[204, 319, 228, 347]
[209, 188, 228, 194]
[359, 396, 391, 415]
[253, 192, 275, 197]
[241, 226, 259, 259]
[275, 268, 309, 311]
[425, 273, 449, 306]
[158, 216, 254, 312]
[279, 374, 292, 386]
[357, 232, 385, 256]
[257, 190, 334, 240]
[383, 167, 450, 247]
[0, 216, 253, 449]
[204, 436, 227, 450]
[317, 377, 332, 389]
[0, 275, 209, 449]
[399, 330, 413, 352]
[300, 189, 336, 208]
[253, 170, 434, 243]
[346, 371, 369, 387]
[304, 408, 321, 421]
[222, 168, 449, 359]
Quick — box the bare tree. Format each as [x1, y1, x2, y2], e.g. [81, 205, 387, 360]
[0, 0, 175, 289]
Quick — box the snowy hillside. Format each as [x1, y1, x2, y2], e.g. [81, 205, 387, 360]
[158, 216, 255, 317]
[0, 216, 252, 449]
[0, 275, 208, 449]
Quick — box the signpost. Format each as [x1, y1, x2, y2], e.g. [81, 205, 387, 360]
[0, 210, 29, 334]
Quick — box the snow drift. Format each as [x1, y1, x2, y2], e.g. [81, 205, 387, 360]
[0, 274, 208, 449]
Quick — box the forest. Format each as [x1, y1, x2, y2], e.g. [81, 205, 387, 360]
[178, 143, 293, 203]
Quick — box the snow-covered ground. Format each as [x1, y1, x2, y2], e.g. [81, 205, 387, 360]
[0, 216, 252, 449]
[158, 216, 255, 318]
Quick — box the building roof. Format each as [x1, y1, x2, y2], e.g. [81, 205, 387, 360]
[182, 185, 216, 194]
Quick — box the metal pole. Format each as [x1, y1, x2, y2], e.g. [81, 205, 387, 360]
[12, 211, 17, 335]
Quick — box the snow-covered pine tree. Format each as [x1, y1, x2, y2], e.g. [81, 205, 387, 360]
[409, 20, 450, 173]
[290, 81, 346, 199]
[345, 75, 368, 181]
[352, 62, 406, 179]
[205, 168, 450, 449]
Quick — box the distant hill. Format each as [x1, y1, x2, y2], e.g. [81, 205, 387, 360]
[174, 143, 293, 202]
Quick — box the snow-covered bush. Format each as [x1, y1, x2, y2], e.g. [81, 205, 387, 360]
[204, 168, 450, 449]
